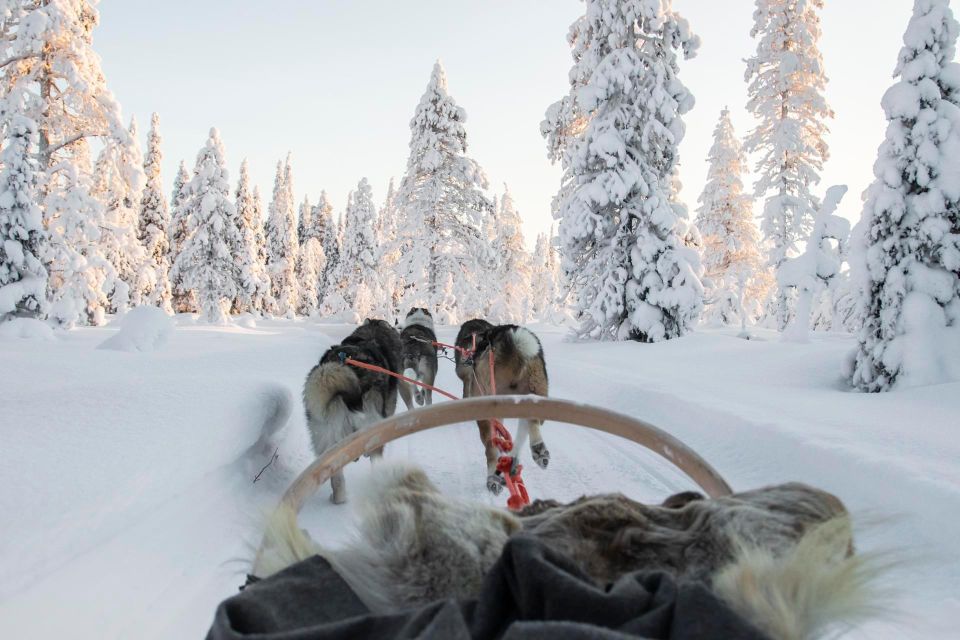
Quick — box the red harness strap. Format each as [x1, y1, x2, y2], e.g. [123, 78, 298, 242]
[486, 349, 529, 510]
[342, 357, 459, 401]
[340, 343, 531, 510]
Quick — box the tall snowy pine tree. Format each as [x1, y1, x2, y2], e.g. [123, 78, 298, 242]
[0, 116, 47, 320]
[847, 0, 960, 391]
[169, 129, 239, 324]
[745, 0, 833, 330]
[233, 160, 271, 314]
[489, 187, 532, 323]
[392, 62, 493, 314]
[696, 108, 770, 327]
[137, 112, 173, 313]
[1, 0, 136, 324]
[543, 0, 703, 341]
[265, 156, 299, 317]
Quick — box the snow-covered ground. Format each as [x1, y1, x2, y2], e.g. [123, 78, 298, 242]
[1, 318, 957, 638]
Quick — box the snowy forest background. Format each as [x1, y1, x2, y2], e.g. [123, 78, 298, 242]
[2, 0, 960, 393]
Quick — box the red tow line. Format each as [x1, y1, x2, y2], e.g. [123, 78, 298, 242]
[339, 335, 530, 510]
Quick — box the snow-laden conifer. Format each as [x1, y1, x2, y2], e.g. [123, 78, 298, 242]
[169, 129, 238, 324]
[137, 113, 172, 313]
[168, 161, 195, 312]
[341, 178, 389, 319]
[392, 62, 493, 313]
[696, 108, 770, 328]
[543, 0, 703, 341]
[1, 0, 135, 323]
[265, 156, 299, 317]
[0, 115, 47, 320]
[778, 185, 849, 342]
[488, 187, 531, 323]
[847, 0, 960, 391]
[296, 237, 326, 317]
[233, 160, 271, 314]
[745, 0, 833, 329]
[93, 116, 147, 312]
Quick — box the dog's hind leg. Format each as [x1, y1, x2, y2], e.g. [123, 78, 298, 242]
[525, 419, 550, 469]
[478, 419, 503, 495]
[398, 380, 415, 411]
[330, 470, 347, 504]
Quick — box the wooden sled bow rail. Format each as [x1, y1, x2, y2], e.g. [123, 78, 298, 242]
[268, 396, 733, 530]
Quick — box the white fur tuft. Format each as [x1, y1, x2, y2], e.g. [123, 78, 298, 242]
[713, 518, 895, 640]
[511, 327, 541, 360]
[251, 504, 321, 578]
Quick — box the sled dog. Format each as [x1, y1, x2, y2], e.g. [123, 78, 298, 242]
[400, 308, 439, 406]
[454, 320, 550, 493]
[303, 319, 413, 503]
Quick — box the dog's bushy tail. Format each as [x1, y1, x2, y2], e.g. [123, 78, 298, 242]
[507, 327, 542, 362]
[304, 362, 363, 413]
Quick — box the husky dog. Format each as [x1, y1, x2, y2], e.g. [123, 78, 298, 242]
[303, 319, 413, 504]
[399, 308, 439, 406]
[455, 320, 550, 494]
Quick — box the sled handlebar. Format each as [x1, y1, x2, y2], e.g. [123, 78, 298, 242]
[276, 396, 732, 518]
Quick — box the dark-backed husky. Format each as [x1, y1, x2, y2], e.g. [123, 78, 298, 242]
[400, 308, 439, 406]
[454, 320, 550, 494]
[303, 319, 413, 504]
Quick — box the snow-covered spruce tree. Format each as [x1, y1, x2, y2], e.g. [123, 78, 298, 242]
[92, 116, 147, 312]
[296, 195, 311, 245]
[0, 115, 47, 320]
[137, 112, 172, 313]
[341, 178, 389, 319]
[376, 178, 403, 315]
[265, 157, 299, 317]
[530, 232, 554, 320]
[778, 185, 848, 342]
[168, 160, 195, 313]
[296, 237, 326, 317]
[44, 164, 115, 327]
[392, 62, 494, 314]
[696, 107, 770, 328]
[0, 0, 136, 324]
[745, 0, 833, 330]
[542, 0, 703, 341]
[233, 160, 271, 314]
[488, 187, 532, 323]
[848, 0, 960, 391]
[169, 129, 239, 324]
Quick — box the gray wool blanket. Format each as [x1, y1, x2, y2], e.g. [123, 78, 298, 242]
[207, 535, 771, 639]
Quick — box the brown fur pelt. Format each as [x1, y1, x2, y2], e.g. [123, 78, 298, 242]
[516, 484, 848, 587]
[254, 464, 883, 639]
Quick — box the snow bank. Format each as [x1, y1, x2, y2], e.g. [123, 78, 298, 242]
[97, 305, 174, 352]
[0, 317, 55, 340]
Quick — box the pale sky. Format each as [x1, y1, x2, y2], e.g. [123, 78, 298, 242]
[94, 1, 916, 246]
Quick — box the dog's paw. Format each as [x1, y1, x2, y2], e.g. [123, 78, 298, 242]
[414, 390, 424, 406]
[486, 473, 505, 495]
[331, 492, 347, 505]
[531, 442, 550, 469]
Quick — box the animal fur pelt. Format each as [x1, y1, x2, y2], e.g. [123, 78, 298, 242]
[253, 463, 885, 639]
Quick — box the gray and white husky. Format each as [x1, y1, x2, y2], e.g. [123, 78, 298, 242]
[400, 308, 439, 406]
[303, 319, 413, 504]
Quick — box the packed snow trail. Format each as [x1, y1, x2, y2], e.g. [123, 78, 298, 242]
[1, 319, 958, 638]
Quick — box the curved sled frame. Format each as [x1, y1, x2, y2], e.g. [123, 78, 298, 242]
[274, 396, 733, 521]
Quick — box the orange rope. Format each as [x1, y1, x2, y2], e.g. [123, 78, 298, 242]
[342, 357, 460, 401]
